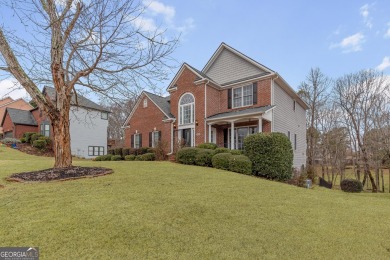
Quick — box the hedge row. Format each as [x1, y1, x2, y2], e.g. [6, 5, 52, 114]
[107, 147, 155, 157]
[176, 147, 252, 175]
[20, 132, 51, 150]
[95, 153, 156, 161]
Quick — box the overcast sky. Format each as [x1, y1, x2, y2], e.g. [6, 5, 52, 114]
[1, 0, 389, 100]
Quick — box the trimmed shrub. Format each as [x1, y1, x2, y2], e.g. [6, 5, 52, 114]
[39, 136, 51, 146]
[20, 137, 26, 143]
[114, 148, 123, 157]
[146, 148, 156, 154]
[340, 179, 363, 193]
[94, 156, 102, 161]
[32, 139, 47, 150]
[111, 155, 123, 161]
[212, 153, 232, 170]
[229, 155, 252, 175]
[198, 143, 218, 150]
[30, 133, 43, 145]
[244, 132, 293, 180]
[138, 147, 149, 155]
[23, 132, 36, 143]
[107, 149, 115, 155]
[139, 153, 156, 161]
[1, 138, 21, 144]
[195, 149, 214, 167]
[123, 148, 131, 157]
[99, 154, 113, 161]
[213, 147, 230, 155]
[135, 155, 143, 161]
[230, 149, 243, 155]
[125, 155, 136, 161]
[176, 147, 199, 165]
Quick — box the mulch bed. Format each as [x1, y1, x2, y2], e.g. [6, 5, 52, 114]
[7, 166, 113, 182]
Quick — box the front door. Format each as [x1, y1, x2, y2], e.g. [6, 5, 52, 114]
[182, 128, 192, 147]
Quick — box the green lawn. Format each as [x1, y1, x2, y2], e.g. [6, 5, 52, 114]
[1, 147, 390, 259]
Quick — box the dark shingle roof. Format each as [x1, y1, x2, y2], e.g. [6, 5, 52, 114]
[43, 86, 110, 112]
[207, 105, 274, 121]
[144, 91, 174, 119]
[6, 108, 37, 126]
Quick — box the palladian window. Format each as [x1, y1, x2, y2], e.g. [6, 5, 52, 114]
[179, 93, 195, 125]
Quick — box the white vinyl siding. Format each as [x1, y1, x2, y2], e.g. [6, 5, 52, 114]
[69, 107, 108, 159]
[273, 82, 306, 168]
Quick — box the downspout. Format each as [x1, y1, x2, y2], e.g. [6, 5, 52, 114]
[271, 74, 278, 132]
[168, 119, 176, 155]
[204, 80, 210, 143]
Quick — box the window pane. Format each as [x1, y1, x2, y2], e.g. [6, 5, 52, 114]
[180, 94, 194, 105]
[101, 112, 108, 120]
[183, 105, 192, 124]
[99, 147, 104, 155]
[243, 85, 253, 106]
[88, 147, 93, 156]
[94, 147, 99, 156]
[233, 88, 242, 107]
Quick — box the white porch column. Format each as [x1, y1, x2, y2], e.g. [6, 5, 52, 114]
[258, 116, 263, 133]
[230, 121, 235, 149]
[208, 123, 212, 142]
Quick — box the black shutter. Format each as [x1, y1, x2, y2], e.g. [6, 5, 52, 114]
[252, 82, 258, 105]
[158, 131, 162, 141]
[131, 134, 134, 148]
[228, 89, 232, 109]
[149, 132, 152, 147]
[139, 134, 142, 147]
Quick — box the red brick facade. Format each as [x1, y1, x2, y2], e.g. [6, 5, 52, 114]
[125, 93, 172, 149]
[2, 112, 38, 138]
[124, 66, 273, 150]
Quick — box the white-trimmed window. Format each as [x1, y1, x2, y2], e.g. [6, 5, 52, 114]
[143, 98, 148, 108]
[152, 131, 160, 148]
[101, 112, 108, 120]
[233, 85, 253, 108]
[88, 146, 104, 156]
[40, 123, 50, 137]
[179, 93, 195, 125]
[134, 133, 141, 148]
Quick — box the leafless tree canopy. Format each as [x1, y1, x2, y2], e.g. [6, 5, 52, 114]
[0, 0, 178, 168]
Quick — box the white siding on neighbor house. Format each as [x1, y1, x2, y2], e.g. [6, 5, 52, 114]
[69, 107, 108, 159]
[205, 49, 266, 85]
[273, 82, 306, 168]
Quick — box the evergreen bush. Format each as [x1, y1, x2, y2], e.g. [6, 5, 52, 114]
[244, 132, 293, 180]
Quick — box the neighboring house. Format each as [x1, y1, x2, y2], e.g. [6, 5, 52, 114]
[0, 97, 33, 137]
[123, 43, 308, 168]
[1, 108, 38, 138]
[1, 86, 110, 159]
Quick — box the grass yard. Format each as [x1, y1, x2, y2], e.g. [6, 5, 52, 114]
[1, 147, 390, 259]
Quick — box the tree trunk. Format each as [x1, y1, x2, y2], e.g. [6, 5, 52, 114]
[52, 117, 72, 168]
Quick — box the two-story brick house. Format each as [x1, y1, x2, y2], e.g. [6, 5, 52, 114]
[123, 43, 308, 167]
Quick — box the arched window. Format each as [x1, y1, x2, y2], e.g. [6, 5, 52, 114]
[179, 93, 195, 125]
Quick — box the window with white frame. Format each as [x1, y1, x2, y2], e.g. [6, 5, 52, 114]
[40, 123, 50, 137]
[134, 133, 141, 148]
[233, 85, 253, 108]
[152, 131, 160, 147]
[179, 93, 195, 125]
[143, 98, 148, 108]
[88, 146, 104, 156]
[101, 112, 108, 120]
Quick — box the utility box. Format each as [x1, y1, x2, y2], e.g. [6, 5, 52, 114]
[305, 179, 312, 189]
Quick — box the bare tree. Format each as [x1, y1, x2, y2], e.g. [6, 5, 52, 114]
[0, 0, 178, 168]
[333, 70, 389, 192]
[101, 98, 136, 147]
[298, 68, 331, 179]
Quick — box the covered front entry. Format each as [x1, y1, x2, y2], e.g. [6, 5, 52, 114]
[206, 106, 274, 150]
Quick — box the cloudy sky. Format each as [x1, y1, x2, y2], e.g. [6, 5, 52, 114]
[1, 0, 389, 100]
